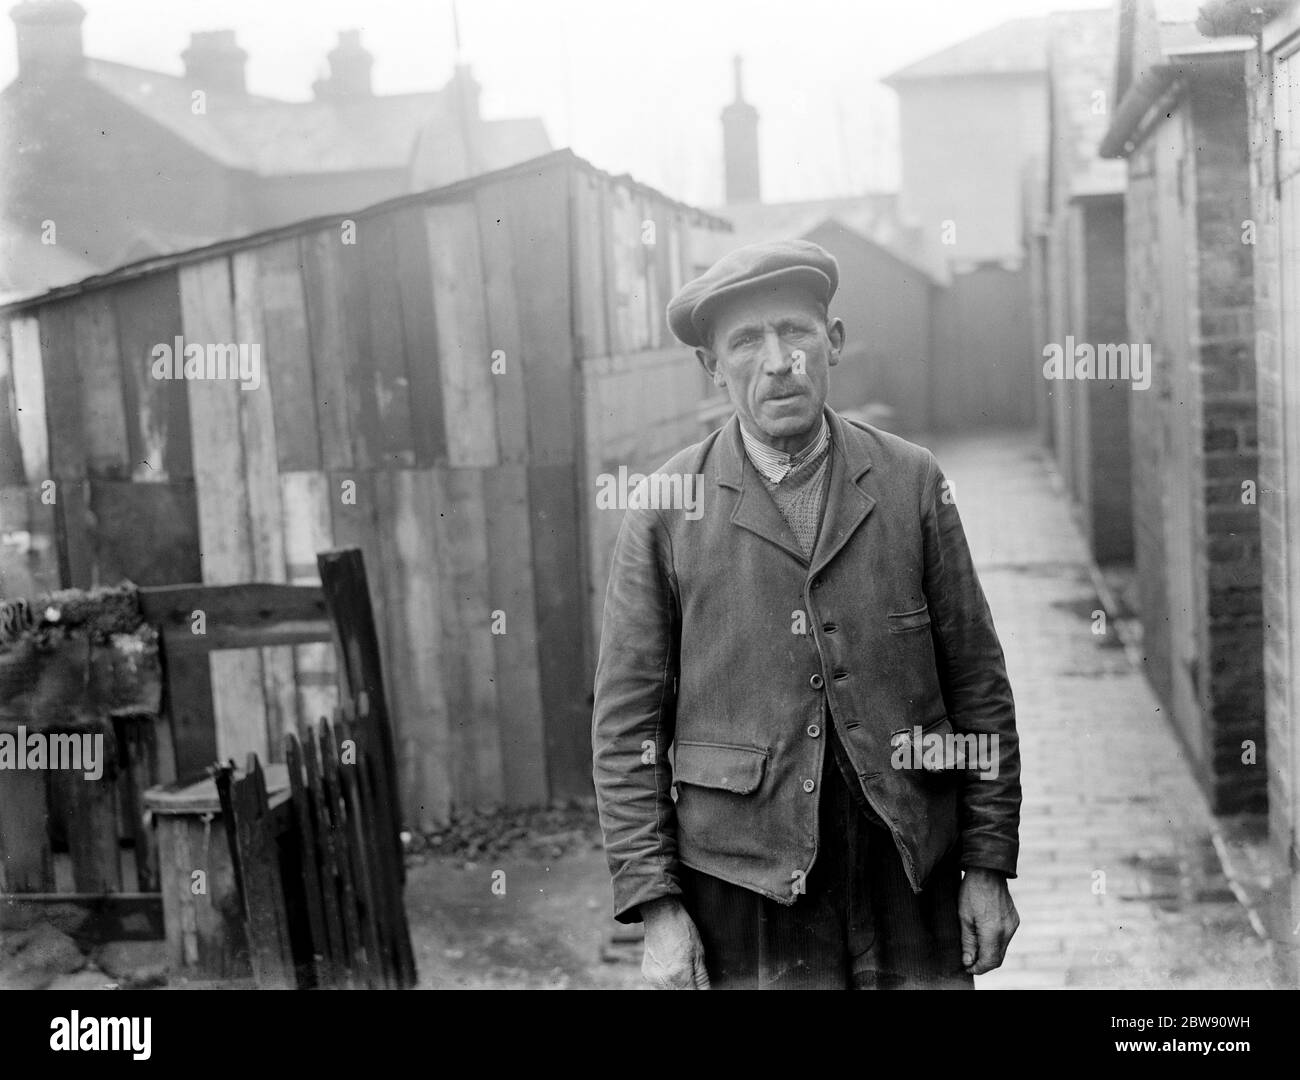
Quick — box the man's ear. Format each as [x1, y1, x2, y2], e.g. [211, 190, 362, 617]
[696, 346, 725, 386]
[827, 318, 845, 366]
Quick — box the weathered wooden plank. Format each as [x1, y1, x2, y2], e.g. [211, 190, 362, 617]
[221, 757, 295, 988]
[336, 225, 382, 471]
[644, 197, 673, 350]
[0, 487, 57, 604]
[391, 205, 447, 467]
[54, 477, 93, 588]
[302, 721, 356, 987]
[425, 201, 498, 468]
[318, 719, 377, 987]
[233, 251, 294, 765]
[435, 468, 502, 807]
[212, 652, 271, 765]
[528, 463, 591, 799]
[112, 711, 160, 892]
[570, 167, 610, 360]
[316, 547, 402, 834]
[0, 767, 52, 892]
[50, 760, 122, 894]
[502, 169, 577, 466]
[326, 473, 393, 715]
[299, 232, 354, 472]
[139, 582, 331, 652]
[38, 299, 85, 482]
[231, 253, 285, 585]
[112, 270, 191, 481]
[617, 183, 655, 353]
[374, 469, 450, 828]
[0, 320, 26, 485]
[257, 239, 321, 472]
[483, 465, 548, 806]
[359, 213, 416, 468]
[179, 258, 249, 581]
[9, 314, 48, 484]
[0, 893, 164, 941]
[335, 718, 389, 986]
[178, 257, 266, 767]
[352, 706, 416, 986]
[87, 479, 202, 586]
[284, 731, 332, 987]
[598, 180, 623, 359]
[281, 471, 339, 729]
[71, 292, 130, 480]
[474, 188, 528, 464]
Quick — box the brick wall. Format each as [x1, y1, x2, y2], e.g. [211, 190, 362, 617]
[1244, 36, 1298, 958]
[1124, 138, 1174, 708]
[1188, 73, 1265, 813]
[1122, 69, 1264, 813]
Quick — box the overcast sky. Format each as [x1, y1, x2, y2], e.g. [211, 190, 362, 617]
[2, 0, 1111, 206]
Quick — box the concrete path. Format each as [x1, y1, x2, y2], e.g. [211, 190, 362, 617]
[930, 430, 1278, 989]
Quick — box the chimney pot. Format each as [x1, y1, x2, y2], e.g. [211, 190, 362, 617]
[182, 28, 248, 95]
[313, 28, 374, 100]
[10, 0, 85, 79]
[722, 55, 760, 203]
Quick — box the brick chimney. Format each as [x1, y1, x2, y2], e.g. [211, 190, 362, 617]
[721, 55, 760, 204]
[10, 0, 85, 79]
[182, 29, 247, 95]
[313, 29, 373, 100]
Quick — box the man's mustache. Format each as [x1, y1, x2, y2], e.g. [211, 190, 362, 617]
[764, 381, 805, 398]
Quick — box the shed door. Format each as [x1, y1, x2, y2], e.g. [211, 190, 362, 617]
[1155, 107, 1204, 763]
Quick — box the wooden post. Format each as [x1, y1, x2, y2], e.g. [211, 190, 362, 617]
[316, 549, 402, 838]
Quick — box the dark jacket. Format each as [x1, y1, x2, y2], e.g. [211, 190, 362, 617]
[592, 407, 1020, 923]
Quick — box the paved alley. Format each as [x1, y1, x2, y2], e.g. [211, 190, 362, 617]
[931, 430, 1279, 990]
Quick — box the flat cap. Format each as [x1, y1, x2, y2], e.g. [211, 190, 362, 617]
[667, 238, 839, 349]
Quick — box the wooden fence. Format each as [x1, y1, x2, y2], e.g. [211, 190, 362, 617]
[0, 149, 730, 828]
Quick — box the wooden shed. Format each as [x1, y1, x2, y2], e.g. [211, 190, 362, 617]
[0, 149, 730, 829]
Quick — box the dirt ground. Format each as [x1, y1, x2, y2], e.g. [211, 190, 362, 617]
[405, 846, 646, 990]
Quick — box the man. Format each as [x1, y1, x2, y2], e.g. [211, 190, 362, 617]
[592, 239, 1020, 990]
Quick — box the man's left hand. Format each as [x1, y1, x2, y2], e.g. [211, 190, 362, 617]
[958, 867, 1019, 975]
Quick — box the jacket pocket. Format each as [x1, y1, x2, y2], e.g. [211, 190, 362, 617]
[887, 603, 932, 633]
[673, 740, 768, 794]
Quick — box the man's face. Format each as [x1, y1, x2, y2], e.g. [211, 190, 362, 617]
[696, 283, 844, 453]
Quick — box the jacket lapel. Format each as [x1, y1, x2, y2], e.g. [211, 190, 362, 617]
[713, 414, 808, 565]
[808, 408, 876, 580]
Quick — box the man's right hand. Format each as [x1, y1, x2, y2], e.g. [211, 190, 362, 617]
[640, 896, 710, 989]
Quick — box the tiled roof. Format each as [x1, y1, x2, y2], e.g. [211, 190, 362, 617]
[82, 58, 547, 176]
[883, 16, 1048, 84]
[701, 195, 943, 281]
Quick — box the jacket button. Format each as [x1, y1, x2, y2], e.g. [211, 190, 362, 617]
[802, 779, 816, 793]
[809, 673, 824, 690]
[806, 723, 821, 738]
